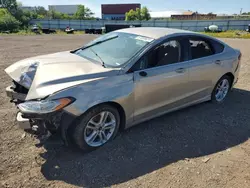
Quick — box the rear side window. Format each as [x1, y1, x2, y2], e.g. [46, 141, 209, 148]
[210, 40, 225, 54]
[189, 39, 214, 59]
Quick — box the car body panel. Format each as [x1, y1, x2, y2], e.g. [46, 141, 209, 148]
[133, 61, 190, 122]
[48, 73, 135, 126]
[5, 51, 118, 100]
[48, 31, 239, 129]
[116, 27, 193, 39]
[4, 27, 241, 132]
[188, 53, 225, 98]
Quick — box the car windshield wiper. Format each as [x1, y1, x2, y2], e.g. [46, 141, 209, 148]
[81, 35, 118, 50]
[89, 48, 106, 68]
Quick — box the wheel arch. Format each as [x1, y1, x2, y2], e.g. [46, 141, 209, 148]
[71, 101, 126, 130]
[223, 72, 235, 88]
[96, 101, 126, 131]
[62, 101, 127, 146]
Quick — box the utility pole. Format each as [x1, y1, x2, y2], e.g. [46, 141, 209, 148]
[240, 8, 243, 15]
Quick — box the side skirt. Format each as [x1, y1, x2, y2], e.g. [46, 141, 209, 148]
[127, 95, 211, 129]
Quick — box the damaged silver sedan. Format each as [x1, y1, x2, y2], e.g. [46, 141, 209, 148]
[5, 27, 241, 151]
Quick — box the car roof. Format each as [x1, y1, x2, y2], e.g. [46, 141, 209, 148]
[116, 27, 194, 39]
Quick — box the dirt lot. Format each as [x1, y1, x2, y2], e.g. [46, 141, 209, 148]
[0, 35, 250, 188]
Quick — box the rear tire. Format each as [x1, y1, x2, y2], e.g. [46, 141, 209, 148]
[73, 104, 120, 151]
[211, 75, 232, 104]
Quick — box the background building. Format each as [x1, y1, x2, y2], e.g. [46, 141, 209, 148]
[101, 4, 141, 20]
[21, 6, 36, 11]
[171, 11, 217, 20]
[150, 11, 182, 19]
[48, 5, 79, 15]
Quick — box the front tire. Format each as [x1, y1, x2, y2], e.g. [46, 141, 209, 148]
[73, 104, 120, 151]
[211, 75, 232, 103]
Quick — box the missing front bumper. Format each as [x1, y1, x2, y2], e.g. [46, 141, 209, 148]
[16, 111, 55, 146]
[6, 83, 77, 146]
[15, 110, 77, 146]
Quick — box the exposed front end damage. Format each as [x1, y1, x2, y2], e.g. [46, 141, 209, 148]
[20, 110, 77, 146]
[5, 82, 73, 145]
[16, 111, 63, 146]
[6, 87, 76, 146]
[6, 81, 28, 103]
[4, 54, 81, 146]
[4, 51, 122, 147]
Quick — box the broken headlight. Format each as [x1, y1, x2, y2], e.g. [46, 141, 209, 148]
[18, 97, 75, 114]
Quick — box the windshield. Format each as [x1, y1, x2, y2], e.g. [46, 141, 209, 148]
[74, 32, 154, 68]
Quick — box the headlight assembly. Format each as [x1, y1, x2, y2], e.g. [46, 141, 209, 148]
[18, 97, 75, 114]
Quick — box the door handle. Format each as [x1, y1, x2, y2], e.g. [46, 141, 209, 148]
[175, 68, 186, 73]
[215, 60, 222, 65]
[139, 71, 147, 77]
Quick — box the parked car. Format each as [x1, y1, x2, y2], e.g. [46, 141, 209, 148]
[65, 26, 74, 34]
[204, 25, 222, 33]
[5, 27, 241, 151]
[42, 28, 56, 34]
[246, 24, 250, 32]
[85, 28, 102, 34]
[204, 25, 222, 32]
[31, 24, 40, 34]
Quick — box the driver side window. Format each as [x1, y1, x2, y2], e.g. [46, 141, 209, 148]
[132, 40, 182, 71]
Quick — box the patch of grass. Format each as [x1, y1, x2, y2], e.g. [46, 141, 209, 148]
[0, 29, 36, 35]
[16, 29, 37, 35]
[0, 29, 85, 35]
[54, 30, 85, 35]
[200, 30, 250, 39]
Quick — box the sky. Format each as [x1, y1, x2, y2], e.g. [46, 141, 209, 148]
[20, 0, 250, 17]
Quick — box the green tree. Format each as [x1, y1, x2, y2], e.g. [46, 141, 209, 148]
[141, 7, 150, 20]
[0, 8, 9, 17]
[48, 9, 63, 19]
[0, 1, 47, 29]
[242, 12, 250, 15]
[0, 0, 17, 14]
[0, 11, 21, 31]
[135, 8, 141, 20]
[35, 6, 47, 16]
[73, 5, 93, 19]
[125, 9, 138, 21]
[37, 14, 45, 19]
[125, 6, 151, 21]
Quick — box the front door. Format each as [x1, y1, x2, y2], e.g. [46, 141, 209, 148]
[132, 39, 191, 122]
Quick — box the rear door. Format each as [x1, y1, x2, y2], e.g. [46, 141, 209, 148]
[132, 37, 191, 122]
[187, 36, 225, 100]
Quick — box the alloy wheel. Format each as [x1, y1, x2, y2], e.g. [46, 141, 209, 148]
[215, 78, 230, 102]
[84, 111, 116, 147]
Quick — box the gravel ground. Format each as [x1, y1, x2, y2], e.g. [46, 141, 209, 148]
[0, 35, 250, 188]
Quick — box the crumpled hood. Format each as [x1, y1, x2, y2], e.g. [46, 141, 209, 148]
[5, 51, 118, 100]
